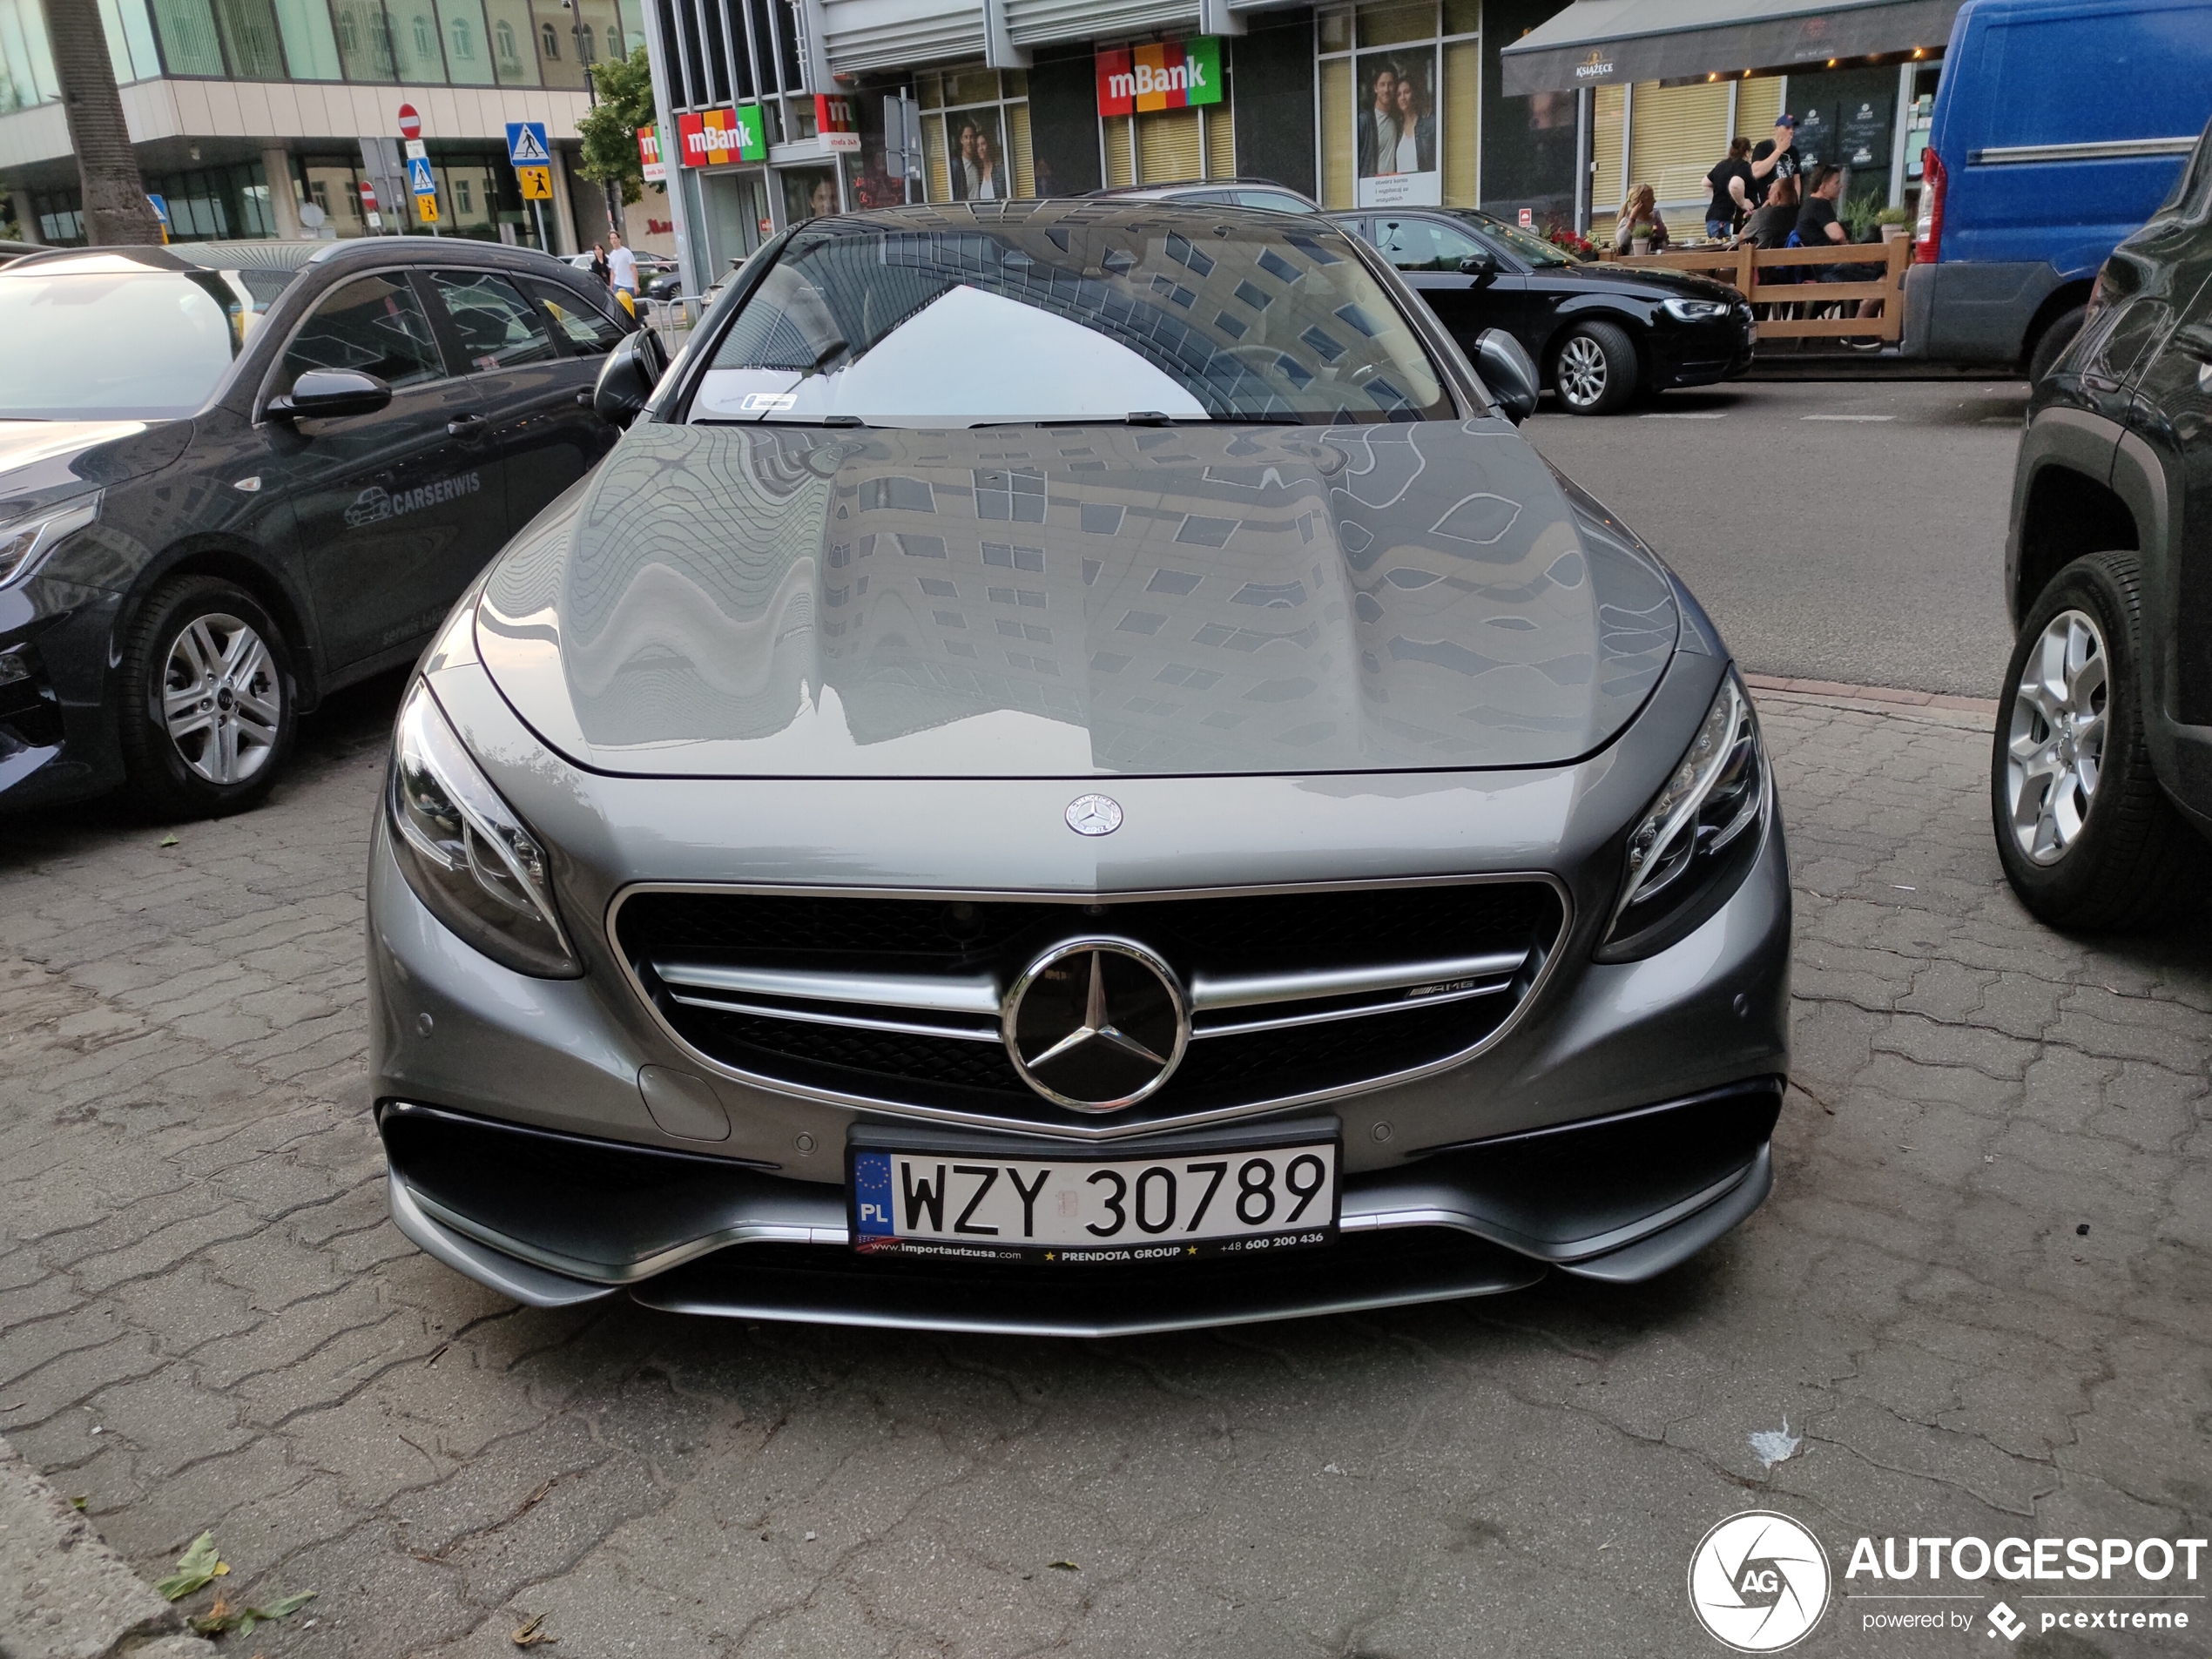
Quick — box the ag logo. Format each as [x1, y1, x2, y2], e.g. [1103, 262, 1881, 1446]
[1688, 1512, 1831, 1651]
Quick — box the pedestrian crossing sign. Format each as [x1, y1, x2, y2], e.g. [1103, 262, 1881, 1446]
[516, 165, 553, 200]
[407, 155, 436, 195]
[506, 122, 550, 165]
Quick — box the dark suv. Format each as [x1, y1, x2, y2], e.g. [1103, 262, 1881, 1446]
[1993, 117, 2212, 927]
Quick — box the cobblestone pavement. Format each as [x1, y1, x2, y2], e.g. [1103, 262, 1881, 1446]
[0, 677, 2205, 1658]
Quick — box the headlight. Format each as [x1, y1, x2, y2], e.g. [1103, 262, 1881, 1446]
[1661, 298, 1731, 323]
[1599, 668, 1770, 960]
[0, 494, 100, 589]
[388, 678, 580, 978]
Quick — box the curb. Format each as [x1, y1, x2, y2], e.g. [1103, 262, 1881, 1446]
[1743, 671, 2000, 718]
[0, 1435, 212, 1659]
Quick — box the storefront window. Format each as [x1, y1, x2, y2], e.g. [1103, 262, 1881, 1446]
[143, 160, 277, 239]
[782, 165, 838, 225]
[917, 66, 1031, 203]
[1318, 2, 1477, 210]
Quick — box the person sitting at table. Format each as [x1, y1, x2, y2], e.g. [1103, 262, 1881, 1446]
[1612, 183, 1669, 253]
[1745, 174, 1799, 248]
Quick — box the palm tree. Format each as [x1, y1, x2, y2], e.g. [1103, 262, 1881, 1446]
[40, 0, 162, 243]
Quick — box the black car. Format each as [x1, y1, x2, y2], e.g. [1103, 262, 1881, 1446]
[1993, 117, 2212, 927]
[0, 237, 631, 818]
[1329, 209, 1755, 415]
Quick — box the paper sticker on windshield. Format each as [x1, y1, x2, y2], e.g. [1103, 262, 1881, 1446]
[741, 392, 798, 411]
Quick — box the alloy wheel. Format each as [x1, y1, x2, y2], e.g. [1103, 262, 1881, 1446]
[1556, 335, 1607, 408]
[2003, 608, 2107, 865]
[161, 612, 283, 786]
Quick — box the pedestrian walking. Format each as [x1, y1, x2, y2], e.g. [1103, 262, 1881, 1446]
[1613, 183, 1669, 253]
[1705, 138, 1755, 239]
[607, 231, 638, 301]
[588, 242, 610, 287]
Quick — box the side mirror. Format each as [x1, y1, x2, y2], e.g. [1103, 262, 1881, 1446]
[1457, 252, 1496, 277]
[267, 368, 391, 422]
[592, 326, 669, 428]
[1474, 328, 1541, 424]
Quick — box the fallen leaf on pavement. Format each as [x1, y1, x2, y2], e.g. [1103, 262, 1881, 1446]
[159, 834, 179, 847]
[156, 1533, 229, 1600]
[513, 1612, 557, 1646]
[190, 1589, 314, 1636]
[70, 1495, 86, 1510]
[1047, 1561, 1078, 1572]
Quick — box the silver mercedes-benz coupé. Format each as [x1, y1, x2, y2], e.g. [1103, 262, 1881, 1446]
[368, 201, 1790, 1337]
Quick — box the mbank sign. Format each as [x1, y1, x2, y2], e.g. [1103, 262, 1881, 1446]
[1096, 37, 1223, 116]
[678, 105, 765, 166]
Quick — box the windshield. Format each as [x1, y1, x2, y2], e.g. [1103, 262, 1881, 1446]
[692, 211, 1454, 427]
[0, 268, 248, 420]
[1468, 213, 1574, 268]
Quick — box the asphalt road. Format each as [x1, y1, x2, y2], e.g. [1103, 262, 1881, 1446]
[1524, 380, 2029, 699]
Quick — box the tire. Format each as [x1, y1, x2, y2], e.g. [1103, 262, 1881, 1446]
[118, 576, 297, 819]
[1990, 552, 2200, 930]
[2026, 303, 2087, 385]
[1552, 321, 1640, 415]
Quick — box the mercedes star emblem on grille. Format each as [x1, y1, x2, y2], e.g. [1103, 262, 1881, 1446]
[1001, 938, 1189, 1112]
[1064, 794, 1123, 836]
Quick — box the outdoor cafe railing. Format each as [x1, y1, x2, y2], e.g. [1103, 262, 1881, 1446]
[1597, 235, 1912, 341]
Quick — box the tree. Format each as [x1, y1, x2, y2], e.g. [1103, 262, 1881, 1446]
[40, 0, 161, 243]
[577, 45, 655, 218]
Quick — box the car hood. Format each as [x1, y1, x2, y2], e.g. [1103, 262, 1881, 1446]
[474, 419, 1678, 778]
[1592, 264, 1743, 304]
[0, 418, 192, 520]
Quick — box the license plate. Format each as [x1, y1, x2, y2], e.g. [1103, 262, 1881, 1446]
[850, 1138, 1339, 1265]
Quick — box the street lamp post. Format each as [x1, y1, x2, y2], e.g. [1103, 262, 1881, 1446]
[566, 3, 627, 241]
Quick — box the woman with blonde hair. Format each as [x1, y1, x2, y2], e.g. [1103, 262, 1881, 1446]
[1614, 183, 1670, 252]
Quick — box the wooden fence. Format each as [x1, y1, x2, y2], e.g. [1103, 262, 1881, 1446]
[1596, 235, 1912, 341]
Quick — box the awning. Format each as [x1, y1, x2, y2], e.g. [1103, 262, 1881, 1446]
[1500, 0, 1961, 96]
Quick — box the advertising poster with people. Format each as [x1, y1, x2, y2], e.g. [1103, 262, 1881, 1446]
[1357, 50, 1441, 206]
[944, 109, 1012, 202]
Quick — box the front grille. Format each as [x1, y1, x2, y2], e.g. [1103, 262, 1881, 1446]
[614, 880, 1566, 1130]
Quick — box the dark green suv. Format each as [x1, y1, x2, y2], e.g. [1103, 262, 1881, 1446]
[1994, 118, 2212, 927]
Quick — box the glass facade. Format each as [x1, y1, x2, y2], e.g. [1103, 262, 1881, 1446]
[0, 0, 629, 93]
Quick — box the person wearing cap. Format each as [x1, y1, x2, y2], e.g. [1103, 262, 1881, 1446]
[1749, 114, 1802, 206]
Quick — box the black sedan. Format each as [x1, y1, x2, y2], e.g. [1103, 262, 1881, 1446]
[1330, 210, 1755, 415]
[0, 237, 630, 817]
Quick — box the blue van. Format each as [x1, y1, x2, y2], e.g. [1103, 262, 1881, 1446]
[1902, 0, 2212, 377]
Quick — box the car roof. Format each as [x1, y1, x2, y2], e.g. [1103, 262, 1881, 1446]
[3, 237, 581, 279]
[1087, 179, 1322, 206]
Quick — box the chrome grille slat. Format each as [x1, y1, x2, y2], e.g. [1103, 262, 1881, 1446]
[1190, 974, 1517, 1039]
[663, 989, 1004, 1043]
[1187, 949, 1529, 1013]
[654, 961, 1001, 1016]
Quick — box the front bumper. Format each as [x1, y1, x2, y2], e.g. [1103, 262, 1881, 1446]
[0, 581, 125, 811]
[1651, 315, 1757, 388]
[380, 1080, 1782, 1334]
